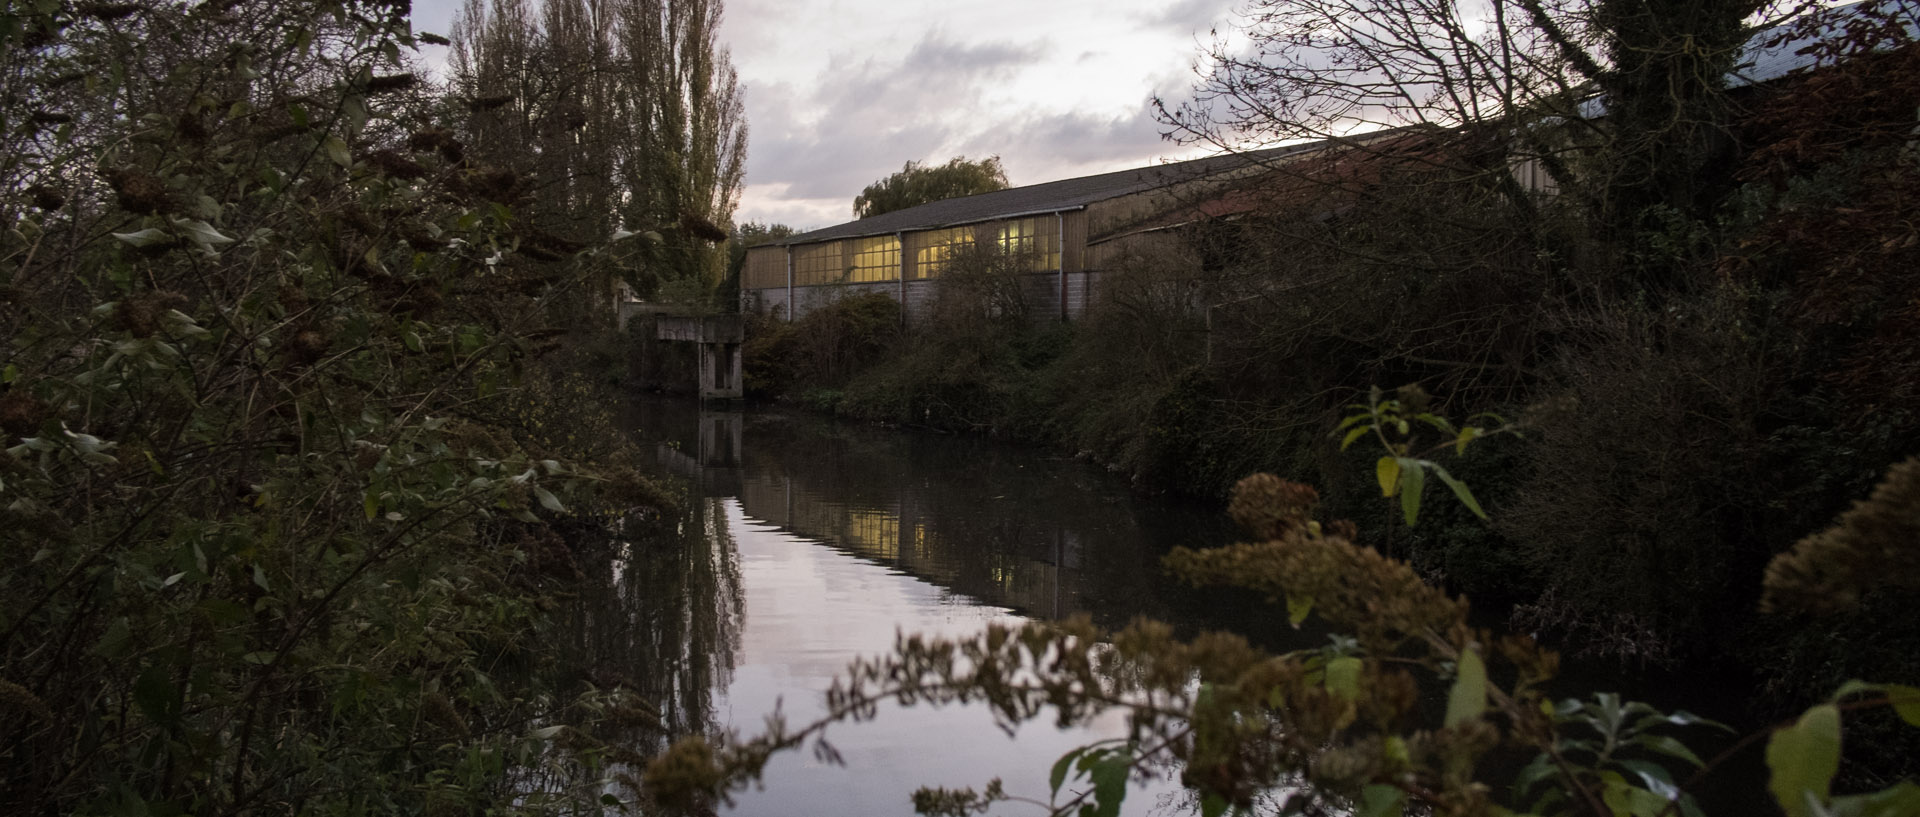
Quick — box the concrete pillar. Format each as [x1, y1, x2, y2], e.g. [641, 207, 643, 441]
[698, 341, 743, 400]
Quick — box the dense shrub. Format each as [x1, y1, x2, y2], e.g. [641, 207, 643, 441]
[0, 2, 684, 812]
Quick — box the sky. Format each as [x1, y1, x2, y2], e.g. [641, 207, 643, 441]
[411, 0, 1243, 232]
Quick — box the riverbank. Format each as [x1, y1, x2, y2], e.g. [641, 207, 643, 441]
[728, 287, 1920, 783]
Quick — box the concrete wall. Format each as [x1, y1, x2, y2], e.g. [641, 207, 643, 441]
[741, 269, 1105, 326]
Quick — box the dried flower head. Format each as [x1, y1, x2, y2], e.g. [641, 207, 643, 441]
[101, 166, 178, 215]
[26, 184, 64, 211]
[110, 291, 188, 338]
[362, 72, 416, 94]
[1761, 456, 1920, 615]
[1228, 473, 1320, 539]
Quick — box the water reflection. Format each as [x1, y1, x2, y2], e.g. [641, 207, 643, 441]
[559, 488, 744, 751]
[606, 399, 1328, 816]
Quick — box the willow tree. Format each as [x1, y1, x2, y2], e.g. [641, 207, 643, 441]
[853, 155, 1010, 218]
[452, 0, 746, 300]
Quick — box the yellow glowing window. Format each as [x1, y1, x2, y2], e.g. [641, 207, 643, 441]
[994, 217, 1061, 271]
[913, 226, 976, 279]
[848, 236, 901, 283]
[792, 241, 844, 286]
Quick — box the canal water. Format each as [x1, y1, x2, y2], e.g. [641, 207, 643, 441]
[597, 398, 1766, 816]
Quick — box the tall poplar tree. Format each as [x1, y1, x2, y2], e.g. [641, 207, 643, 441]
[452, 0, 747, 299]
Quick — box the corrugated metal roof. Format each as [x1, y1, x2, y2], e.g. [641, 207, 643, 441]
[771, 141, 1329, 247]
[1733, 0, 1918, 86]
[1577, 0, 1916, 117]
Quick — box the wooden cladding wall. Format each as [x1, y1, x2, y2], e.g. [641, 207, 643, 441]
[742, 246, 786, 290]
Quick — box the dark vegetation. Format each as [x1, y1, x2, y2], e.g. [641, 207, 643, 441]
[0, 0, 742, 813]
[738, 0, 1920, 787]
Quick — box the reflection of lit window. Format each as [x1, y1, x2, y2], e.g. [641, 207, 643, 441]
[848, 509, 900, 560]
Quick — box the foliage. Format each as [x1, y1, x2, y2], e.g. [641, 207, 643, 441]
[640, 461, 1920, 817]
[741, 2, 1920, 750]
[451, 0, 747, 297]
[1762, 456, 1920, 616]
[726, 220, 795, 283]
[853, 155, 1010, 219]
[0, 0, 694, 813]
[1338, 384, 1508, 528]
[1159, 0, 1790, 286]
[741, 292, 900, 398]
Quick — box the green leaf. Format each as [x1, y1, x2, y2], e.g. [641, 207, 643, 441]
[134, 663, 180, 727]
[1618, 759, 1680, 802]
[1200, 793, 1230, 817]
[112, 228, 173, 248]
[1050, 746, 1087, 798]
[1428, 463, 1489, 520]
[1398, 459, 1425, 526]
[1512, 753, 1556, 796]
[169, 218, 233, 253]
[1767, 703, 1842, 817]
[342, 94, 369, 131]
[1376, 456, 1400, 496]
[95, 618, 133, 659]
[1828, 782, 1920, 817]
[534, 485, 564, 513]
[1445, 648, 1487, 728]
[323, 134, 352, 168]
[1087, 751, 1128, 817]
[1600, 771, 1669, 817]
[530, 724, 565, 740]
[1341, 425, 1372, 450]
[1286, 594, 1314, 628]
[1325, 656, 1361, 701]
[1884, 684, 1920, 727]
[1455, 426, 1482, 455]
[1640, 734, 1706, 768]
[403, 332, 424, 353]
[1359, 784, 1405, 817]
[1829, 680, 1883, 703]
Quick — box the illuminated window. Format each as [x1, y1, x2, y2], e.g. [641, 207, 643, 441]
[993, 217, 1061, 271]
[913, 226, 976, 279]
[792, 241, 843, 286]
[848, 236, 901, 283]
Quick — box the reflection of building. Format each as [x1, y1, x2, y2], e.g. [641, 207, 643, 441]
[736, 471, 1082, 620]
[654, 410, 744, 496]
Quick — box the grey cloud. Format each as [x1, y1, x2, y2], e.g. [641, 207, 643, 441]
[1136, 0, 1238, 34]
[742, 31, 1047, 206]
[959, 104, 1170, 176]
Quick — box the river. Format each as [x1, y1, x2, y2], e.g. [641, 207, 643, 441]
[581, 397, 1766, 817]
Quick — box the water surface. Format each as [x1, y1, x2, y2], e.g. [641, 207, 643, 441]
[622, 400, 1307, 816]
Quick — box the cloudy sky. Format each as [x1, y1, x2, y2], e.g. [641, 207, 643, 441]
[413, 0, 1243, 231]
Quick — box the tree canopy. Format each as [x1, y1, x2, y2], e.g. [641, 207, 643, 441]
[853, 156, 1009, 219]
[452, 0, 747, 300]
